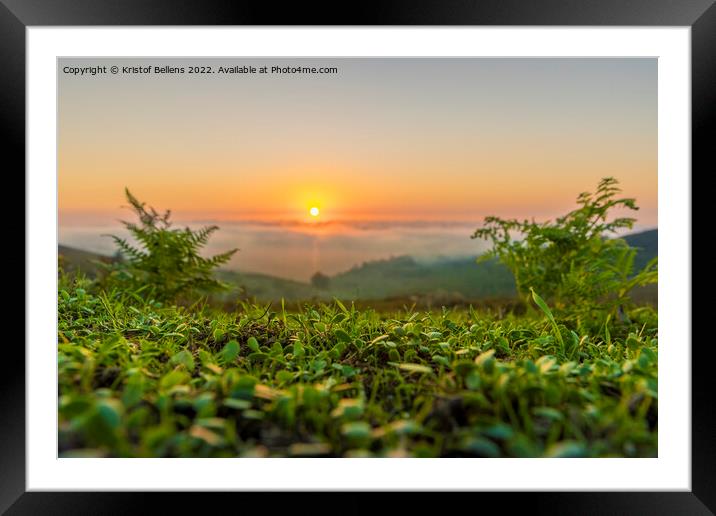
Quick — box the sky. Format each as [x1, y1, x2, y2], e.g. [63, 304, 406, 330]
[59, 58, 656, 223]
[58, 57, 657, 280]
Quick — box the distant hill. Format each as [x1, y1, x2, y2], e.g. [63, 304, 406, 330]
[216, 269, 315, 301]
[308, 229, 656, 302]
[58, 245, 115, 276]
[326, 255, 516, 301]
[624, 229, 657, 271]
[59, 228, 657, 303]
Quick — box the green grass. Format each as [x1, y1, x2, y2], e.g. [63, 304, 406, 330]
[58, 277, 658, 458]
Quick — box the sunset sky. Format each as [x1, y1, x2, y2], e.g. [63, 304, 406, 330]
[58, 57, 657, 228]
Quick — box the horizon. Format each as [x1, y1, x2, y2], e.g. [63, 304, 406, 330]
[59, 218, 657, 283]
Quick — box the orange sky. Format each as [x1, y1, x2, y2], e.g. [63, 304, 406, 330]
[59, 58, 657, 227]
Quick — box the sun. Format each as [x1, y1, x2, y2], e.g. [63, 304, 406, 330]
[309, 206, 320, 217]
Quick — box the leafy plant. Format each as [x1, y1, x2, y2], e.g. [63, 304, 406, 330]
[471, 177, 657, 322]
[101, 188, 238, 302]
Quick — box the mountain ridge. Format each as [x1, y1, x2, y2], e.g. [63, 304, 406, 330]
[59, 229, 657, 303]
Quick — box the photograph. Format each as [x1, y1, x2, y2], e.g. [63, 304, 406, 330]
[56, 56, 658, 458]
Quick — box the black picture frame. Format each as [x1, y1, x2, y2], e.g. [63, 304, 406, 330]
[4, 1, 713, 513]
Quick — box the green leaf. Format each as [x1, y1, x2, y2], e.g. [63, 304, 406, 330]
[96, 399, 123, 429]
[189, 425, 224, 447]
[385, 420, 421, 436]
[159, 370, 189, 390]
[242, 409, 265, 420]
[334, 329, 352, 343]
[248, 352, 269, 362]
[311, 359, 327, 372]
[219, 340, 240, 365]
[530, 288, 564, 347]
[169, 350, 195, 372]
[461, 437, 501, 457]
[397, 363, 432, 374]
[465, 370, 481, 390]
[626, 335, 641, 351]
[475, 349, 496, 374]
[544, 441, 588, 458]
[293, 341, 304, 359]
[524, 359, 538, 374]
[533, 406, 564, 421]
[432, 355, 450, 367]
[246, 337, 259, 352]
[536, 355, 557, 374]
[334, 298, 350, 315]
[483, 423, 514, 441]
[640, 347, 657, 364]
[275, 370, 294, 383]
[122, 376, 144, 407]
[331, 398, 364, 419]
[223, 398, 251, 410]
[341, 421, 372, 440]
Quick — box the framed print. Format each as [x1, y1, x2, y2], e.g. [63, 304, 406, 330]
[4, 0, 714, 512]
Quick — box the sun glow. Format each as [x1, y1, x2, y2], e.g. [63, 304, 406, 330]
[310, 206, 320, 217]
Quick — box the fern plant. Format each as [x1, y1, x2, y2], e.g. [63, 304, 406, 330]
[471, 177, 657, 323]
[101, 188, 237, 303]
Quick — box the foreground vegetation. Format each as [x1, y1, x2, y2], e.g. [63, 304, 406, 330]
[58, 178, 658, 457]
[59, 278, 657, 458]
